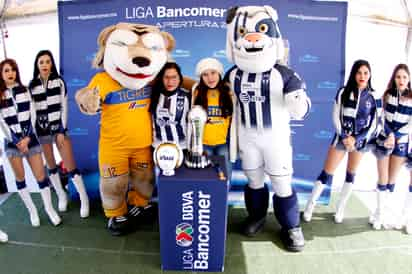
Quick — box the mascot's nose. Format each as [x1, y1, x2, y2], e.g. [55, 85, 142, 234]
[132, 57, 151, 67]
[244, 33, 262, 43]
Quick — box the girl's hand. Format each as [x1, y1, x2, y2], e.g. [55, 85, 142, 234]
[384, 133, 395, 149]
[56, 133, 65, 148]
[342, 136, 355, 152]
[16, 137, 30, 154]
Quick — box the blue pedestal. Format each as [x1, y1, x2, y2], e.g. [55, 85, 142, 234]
[158, 157, 229, 272]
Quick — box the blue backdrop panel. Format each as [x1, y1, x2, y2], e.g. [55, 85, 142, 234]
[59, 0, 347, 204]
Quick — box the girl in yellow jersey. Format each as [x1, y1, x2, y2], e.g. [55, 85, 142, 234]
[193, 58, 234, 180]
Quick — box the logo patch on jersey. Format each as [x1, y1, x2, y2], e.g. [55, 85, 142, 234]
[239, 92, 251, 104]
[365, 101, 372, 109]
[128, 102, 147, 109]
[176, 98, 184, 111]
[157, 118, 176, 127]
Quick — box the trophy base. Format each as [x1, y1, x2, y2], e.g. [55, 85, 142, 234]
[162, 169, 175, 176]
[185, 154, 211, 169]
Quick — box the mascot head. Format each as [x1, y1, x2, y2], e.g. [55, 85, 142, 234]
[93, 23, 175, 90]
[226, 6, 284, 73]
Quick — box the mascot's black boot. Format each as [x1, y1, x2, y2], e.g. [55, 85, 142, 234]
[107, 215, 131, 236]
[243, 185, 269, 237]
[128, 202, 158, 227]
[273, 190, 305, 252]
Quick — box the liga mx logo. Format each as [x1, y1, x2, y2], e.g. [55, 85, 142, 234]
[176, 223, 193, 247]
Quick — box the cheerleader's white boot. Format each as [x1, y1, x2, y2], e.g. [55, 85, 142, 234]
[18, 188, 40, 227]
[334, 183, 353, 223]
[397, 191, 412, 234]
[370, 190, 387, 230]
[49, 172, 68, 212]
[303, 181, 325, 222]
[0, 229, 8, 243]
[40, 187, 62, 226]
[72, 174, 90, 218]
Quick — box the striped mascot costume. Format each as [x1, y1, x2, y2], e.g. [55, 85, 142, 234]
[225, 6, 311, 252]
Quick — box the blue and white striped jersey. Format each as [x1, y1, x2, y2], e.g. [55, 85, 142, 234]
[333, 87, 382, 144]
[29, 76, 67, 136]
[381, 89, 412, 142]
[227, 64, 308, 131]
[0, 85, 36, 144]
[152, 88, 191, 149]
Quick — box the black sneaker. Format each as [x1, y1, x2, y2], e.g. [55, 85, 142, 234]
[280, 227, 305, 252]
[128, 203, 158, 225]
[243, 216, 266, 237]
[107, 215, 130, 236]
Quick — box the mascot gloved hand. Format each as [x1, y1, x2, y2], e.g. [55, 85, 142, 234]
[226, 6, 311, 252]
[76, 23, 175, 236]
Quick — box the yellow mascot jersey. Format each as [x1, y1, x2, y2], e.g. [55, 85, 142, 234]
[194, 89, 231, 146]
[87, 72, 152, 149]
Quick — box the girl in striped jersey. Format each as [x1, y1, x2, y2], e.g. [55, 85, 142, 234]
[193, 58, 233, 180]
[150, 62, 191, 150]
[0, 59, 61, 226]
[370, 64, 412, 232]
[29, 50, 89, 218]
[304, 60, 382, 223]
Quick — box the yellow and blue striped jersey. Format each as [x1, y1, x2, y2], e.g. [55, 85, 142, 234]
[194, 88, 231, 146]
[87, 72, 152, 149]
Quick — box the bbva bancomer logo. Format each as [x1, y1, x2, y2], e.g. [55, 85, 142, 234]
[176, 223, 194, 247]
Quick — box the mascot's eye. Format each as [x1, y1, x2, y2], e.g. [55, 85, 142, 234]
[112, 41, 128, 47]
[238, 27, 246, 36]
[258, 24, 269, 33]
[151, 45, 162, 51]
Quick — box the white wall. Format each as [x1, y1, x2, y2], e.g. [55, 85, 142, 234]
[0, 12, 59, 84]
[345, 14, 409, 95]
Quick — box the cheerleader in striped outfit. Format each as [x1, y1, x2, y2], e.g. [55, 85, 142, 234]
[29, 50, 89, 218]
[303, 60, 382, 223]
[0, 59, 61, 226]
[371, 64, 412, 232]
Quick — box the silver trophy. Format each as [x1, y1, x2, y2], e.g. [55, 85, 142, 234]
[185, 105, 210, 168]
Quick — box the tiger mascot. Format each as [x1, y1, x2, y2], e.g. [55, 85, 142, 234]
[75, 23, 175, 235]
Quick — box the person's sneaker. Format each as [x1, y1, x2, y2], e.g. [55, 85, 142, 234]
[280, 227, 305, 252]
[243, 216, 266, 237]
[107, 215, 130, 236]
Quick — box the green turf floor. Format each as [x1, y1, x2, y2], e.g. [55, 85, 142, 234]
[1, 192, 412, 274]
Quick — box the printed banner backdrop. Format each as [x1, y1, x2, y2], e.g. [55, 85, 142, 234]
[59, 0, 347, 204]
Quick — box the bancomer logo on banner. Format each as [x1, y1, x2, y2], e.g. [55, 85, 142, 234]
[178, 190, 211, 270]
[125, 6, 226, 19]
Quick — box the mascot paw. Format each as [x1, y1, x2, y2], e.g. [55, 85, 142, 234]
[75, 87, 101, 115]
[284, 90, 310, 120]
